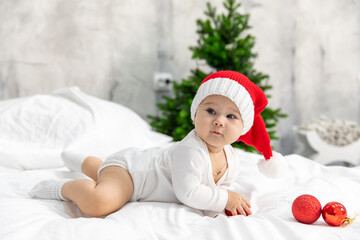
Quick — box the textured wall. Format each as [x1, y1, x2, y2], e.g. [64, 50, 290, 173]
[248, 0, 360, 153]
[0, 0, 359, 154]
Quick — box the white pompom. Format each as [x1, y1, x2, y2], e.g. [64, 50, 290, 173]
[257, 151, 287, 178]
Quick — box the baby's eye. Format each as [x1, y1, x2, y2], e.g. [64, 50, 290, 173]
[206, 108, 216, 115]
[227, 114, 236, 119]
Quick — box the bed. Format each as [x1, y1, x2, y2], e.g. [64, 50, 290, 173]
[1, 87, 359, 240]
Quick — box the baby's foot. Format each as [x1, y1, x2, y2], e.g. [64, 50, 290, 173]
[29, 179, 69, 201]
[61, 151, 88, 172]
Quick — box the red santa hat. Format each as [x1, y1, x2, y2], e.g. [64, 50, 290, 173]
[191, 70, 287, 178]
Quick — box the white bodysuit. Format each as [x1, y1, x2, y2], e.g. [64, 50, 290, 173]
[98, 129, 241, 217]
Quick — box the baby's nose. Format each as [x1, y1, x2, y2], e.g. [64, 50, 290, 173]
[213, 117, 224, 127]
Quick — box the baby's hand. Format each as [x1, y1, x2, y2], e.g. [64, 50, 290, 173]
[225, 190, 252, 216]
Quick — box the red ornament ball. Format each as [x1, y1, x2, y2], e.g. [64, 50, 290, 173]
[322, 202, 347, 226]
[225, 209, 241, 216]
[225, 209, 249, 216]
[292, 194, 322, 224]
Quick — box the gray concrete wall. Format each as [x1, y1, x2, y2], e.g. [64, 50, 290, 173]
[0, 0, 359, 154]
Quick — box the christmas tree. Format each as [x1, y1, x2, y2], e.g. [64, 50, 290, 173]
[148, 0, 286, 152]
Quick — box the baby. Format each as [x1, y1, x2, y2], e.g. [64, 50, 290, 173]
[30, 70, 285, 217]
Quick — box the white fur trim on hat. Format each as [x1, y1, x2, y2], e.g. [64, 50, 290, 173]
[191, 77, 255, 135]
[257, 151, 288, 178]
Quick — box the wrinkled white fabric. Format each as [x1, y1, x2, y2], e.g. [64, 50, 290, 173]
[2, 153, 360, 240]
[0, 87, 172, 169]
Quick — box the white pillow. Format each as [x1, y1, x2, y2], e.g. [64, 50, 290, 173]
[0, 87, 172, 169]
[56, 87, 172, 159]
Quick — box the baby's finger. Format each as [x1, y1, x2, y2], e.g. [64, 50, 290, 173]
[243, 204, 252, 215]
[237, 207, 247, 216]
[239, 202, 252, 216]
[231, 209, 238, 216]
[243, 198, 251, 208]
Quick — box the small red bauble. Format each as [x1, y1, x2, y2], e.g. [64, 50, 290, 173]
[322, 202, 347, 226]
[225, 209, 240, 216]
[225, 209, 249, 216]
[292, 194, 322, 224]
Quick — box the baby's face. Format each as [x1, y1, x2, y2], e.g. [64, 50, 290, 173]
[194, 95, 244, 151]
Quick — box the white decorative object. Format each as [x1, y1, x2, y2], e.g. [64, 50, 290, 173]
[297, 116, 360, 166]
[298, 129, 360, 166]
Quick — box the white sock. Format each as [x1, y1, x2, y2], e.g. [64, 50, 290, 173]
[61, 151, 88, 172]
[29, 179, 69, 201]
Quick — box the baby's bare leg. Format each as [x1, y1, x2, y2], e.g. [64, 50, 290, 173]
[62, 166, 134, 217]
[81, 156, 103, 181]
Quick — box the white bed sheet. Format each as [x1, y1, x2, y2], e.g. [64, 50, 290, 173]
[0, 87, 359, 239]
[1, 152, 360, 240]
